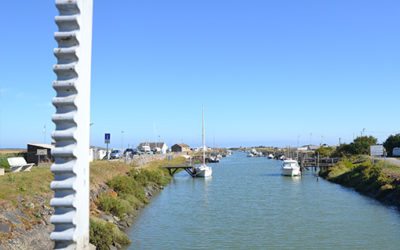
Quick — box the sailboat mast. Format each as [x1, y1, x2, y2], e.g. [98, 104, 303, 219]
[202, 105, 205, 165]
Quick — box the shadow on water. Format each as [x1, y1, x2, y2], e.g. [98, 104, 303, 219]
[261, 173, 317, 177]
[260, 173, 282, 177]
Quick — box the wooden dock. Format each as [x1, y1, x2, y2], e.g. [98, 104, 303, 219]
[299, 157, 340, 170]
[162, 165, 196, 177]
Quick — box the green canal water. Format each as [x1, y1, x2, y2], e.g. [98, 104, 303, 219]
[127, 151, 400, 249]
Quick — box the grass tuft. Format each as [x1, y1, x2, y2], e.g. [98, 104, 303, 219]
[90, 216, 131, 250]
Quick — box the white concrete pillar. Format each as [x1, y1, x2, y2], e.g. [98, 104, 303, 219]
[50, 0, 93, 249]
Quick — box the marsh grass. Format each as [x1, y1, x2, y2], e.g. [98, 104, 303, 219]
[380, 161, 400, 178]
[89, 216, 131, 250]
[90, 161, 131, 189]
[320, 159, 400, 202]
[0, 167, 53, 203]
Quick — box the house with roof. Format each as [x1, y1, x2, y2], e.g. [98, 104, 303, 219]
[26, 143, 54, 164]
[171, 143, 191, 153]
[297, 145, 321, 152]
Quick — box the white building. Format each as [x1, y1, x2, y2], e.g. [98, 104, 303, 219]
[89, 146, 108, 162]
[137, 142, 168, 154]
[297, 145, 321, 152]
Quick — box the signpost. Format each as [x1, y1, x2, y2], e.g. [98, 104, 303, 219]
[370, 145, 384, 157]
[37, 149, 47, 165]
[393, 147, 400, 157]
[105, 133, 111, 159]
[370, 145, 385, 165]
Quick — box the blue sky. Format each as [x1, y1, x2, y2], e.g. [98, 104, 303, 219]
[1, 0, 399, 149]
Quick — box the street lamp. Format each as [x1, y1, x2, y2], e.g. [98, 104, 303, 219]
[121, 130, 124, 152]
[89, 122, 94, 147]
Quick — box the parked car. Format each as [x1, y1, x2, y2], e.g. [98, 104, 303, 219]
[124, 148, 134, 156]
[124, 148, 140, 156]
[110, 150, 122, 159]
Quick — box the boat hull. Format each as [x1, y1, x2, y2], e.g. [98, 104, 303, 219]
[282, 167, 301, 176]
[194, 165, 212, 177]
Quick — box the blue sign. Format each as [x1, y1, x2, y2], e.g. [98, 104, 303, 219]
[105, 133, 110, 144]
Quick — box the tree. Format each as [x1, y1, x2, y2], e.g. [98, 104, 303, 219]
[333, 136, 378, 156]
[352, 136, 378, 155]
[383, 134, 400, 157]
[315, 146, 336, 157]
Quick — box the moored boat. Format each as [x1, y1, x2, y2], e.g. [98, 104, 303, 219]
[281, 159, 301, 176]
[193, 105, 212, 178]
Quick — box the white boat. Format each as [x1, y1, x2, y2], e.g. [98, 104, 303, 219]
[268, 154, 274, 159]
[281, 159, 301, 176]
[193, 105, 212, 178]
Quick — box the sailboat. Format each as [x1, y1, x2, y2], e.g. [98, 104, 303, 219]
[208, 136, 220, 163]
[193, 105, 212, 177]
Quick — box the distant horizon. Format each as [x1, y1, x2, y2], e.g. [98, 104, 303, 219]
[0, 136, 391, 151]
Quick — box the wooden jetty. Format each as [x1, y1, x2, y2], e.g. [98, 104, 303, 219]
[162, 165, 196, 177]
[299, 157, 340, 170]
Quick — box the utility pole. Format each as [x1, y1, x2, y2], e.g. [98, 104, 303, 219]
[339, 137, 341, 145]
[297, 135, 300, 148]
[50, 0, 93, 248]
[43, 125, 46, 144]
[121, 130, 125, 152]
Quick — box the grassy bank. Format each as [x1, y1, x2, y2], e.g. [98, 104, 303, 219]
[319, 159, 400, 208]
[89, 157, 185, 249]
[0, 168, 54, 204]
[0, 155, 185, 249]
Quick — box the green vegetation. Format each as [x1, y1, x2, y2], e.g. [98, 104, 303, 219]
[315, 146, 336, 157]
[92, 157, 184, 249]
[0, 152, 25, 169]
[0, 168, 54, 203]
[129, 168, 171, 186]
[97, 195, 133, 218]
[0, 156, 183, 249]
[96, 163, 174, 220]
[320, 159, 400, 204]
[383, 134, 400, 157]
[89, 216, 131, 250]
[333, 136, 378, 157]
[381, 161, 400, 178]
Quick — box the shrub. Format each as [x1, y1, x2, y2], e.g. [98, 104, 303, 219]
[119, 193, 142, 209]
[0, 155, 10, 169]
[333, 136, 378, 156]
[90, 217, 131, 250]
[90, 217, 113, 249]
[109, 175, 139, 195]
[135, 173, 148, 186]
[383, 134, 400, 157]
[139, 169, 170, 186]
[108, 174, 148, 204]
[97, 195, 133, 218]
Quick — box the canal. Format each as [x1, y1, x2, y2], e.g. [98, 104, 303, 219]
[127, 151, 400, 249]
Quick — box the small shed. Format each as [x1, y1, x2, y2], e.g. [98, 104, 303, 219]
[171, 143, 191, 153]
[26, 143, 54, 165]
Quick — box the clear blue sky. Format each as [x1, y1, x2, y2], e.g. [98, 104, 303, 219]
[1, 0, 399, 149]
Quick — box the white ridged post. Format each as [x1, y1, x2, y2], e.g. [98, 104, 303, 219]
[50, 0, 93, 249]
